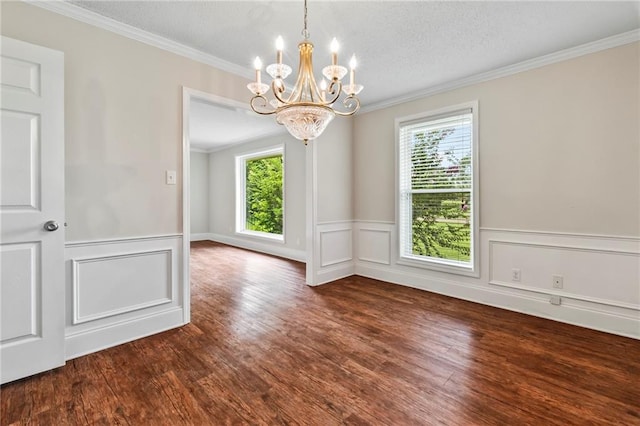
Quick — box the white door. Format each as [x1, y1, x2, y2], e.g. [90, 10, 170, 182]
[1, 36, 65, 384]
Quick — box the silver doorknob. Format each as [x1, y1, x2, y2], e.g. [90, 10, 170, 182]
[44, 220, 59, 232]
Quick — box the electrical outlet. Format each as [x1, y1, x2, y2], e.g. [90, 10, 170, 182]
[550, 295, 562, 305]
[511, 268, 521, 282]
[552, 275, 563, 289]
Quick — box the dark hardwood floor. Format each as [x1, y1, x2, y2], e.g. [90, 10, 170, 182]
[2, 240, 639, 425]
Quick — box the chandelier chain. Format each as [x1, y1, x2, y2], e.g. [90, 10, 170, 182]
[302, 0, 309, 40]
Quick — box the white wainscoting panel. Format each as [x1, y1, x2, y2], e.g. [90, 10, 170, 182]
[320, 227, 352, 267]
[64, 235, 184, 359]
[353, 222, 640, 339]
[72, 250, 172, 324]
[489, 240, 639, 310]
[314, 222, 354, 285]
[355, 222, 392, 265]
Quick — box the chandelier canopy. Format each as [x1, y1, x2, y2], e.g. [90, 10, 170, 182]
[247, 0, 363, 144]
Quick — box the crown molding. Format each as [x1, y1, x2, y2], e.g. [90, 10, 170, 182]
[25, 0, 254, 80]
[25, 1, 639, 115]
[361, 28, 640, 114]
[189, 147, 209, 154]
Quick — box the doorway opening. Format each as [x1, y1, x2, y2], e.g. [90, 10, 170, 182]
[181, 88, 310, 321]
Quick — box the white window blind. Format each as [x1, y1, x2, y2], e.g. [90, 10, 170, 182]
[398, 108, 475, 270]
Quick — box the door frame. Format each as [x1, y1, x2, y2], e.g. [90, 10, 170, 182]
[181, 87, 192, 324]
[181, 87, 256, 322]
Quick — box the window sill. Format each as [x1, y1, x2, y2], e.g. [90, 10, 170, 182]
[236, 230, 284, 243]
[397, 255, 479, 278]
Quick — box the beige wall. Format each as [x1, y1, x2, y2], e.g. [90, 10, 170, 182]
[209, 133, 306, 251]
[189, 152, 209, 234]
[4, 2, 637, 240]
[315, 117, 354, 223]
[1, 2, 250, 241]
[354, 42, 640, 237]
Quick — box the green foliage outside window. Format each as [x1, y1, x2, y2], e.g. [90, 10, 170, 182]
[245, 155, 283, 234]
[411, 128, 471, 262]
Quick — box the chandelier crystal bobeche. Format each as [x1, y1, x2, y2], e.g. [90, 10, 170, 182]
[247, 0, 363, 144]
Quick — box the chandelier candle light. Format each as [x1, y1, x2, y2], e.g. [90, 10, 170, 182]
[247, 0, 363, 144]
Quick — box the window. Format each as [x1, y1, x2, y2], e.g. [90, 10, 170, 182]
[236, 146, 284, 241]
[397, 103, 478, 275]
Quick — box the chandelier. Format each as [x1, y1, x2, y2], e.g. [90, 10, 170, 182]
[246, 0, 363, 144]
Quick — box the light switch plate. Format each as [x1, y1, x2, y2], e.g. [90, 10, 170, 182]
[166, 170, 177, 185]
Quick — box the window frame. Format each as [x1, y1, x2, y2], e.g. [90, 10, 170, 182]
[395, 101, 479, 277]
[235, 145, 285, 243]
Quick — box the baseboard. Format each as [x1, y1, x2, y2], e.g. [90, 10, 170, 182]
[190, 233, 210, 241]
[207, 233, 306, 262]
[355, 263, 639, 339]
[65, 307, 185, 360]
[312, 262, 355, 286]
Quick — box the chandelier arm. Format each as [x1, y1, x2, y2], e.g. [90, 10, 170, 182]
[332, 95, 361, 116]
[271, 80, 289, 105]
[250, 95, 277, 115]
[325, 80, 342, 105]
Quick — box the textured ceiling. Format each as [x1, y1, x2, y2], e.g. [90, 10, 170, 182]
[68, 1, 640, 148]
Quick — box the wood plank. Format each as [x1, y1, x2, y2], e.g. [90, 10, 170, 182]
[1, 241, 638, 424]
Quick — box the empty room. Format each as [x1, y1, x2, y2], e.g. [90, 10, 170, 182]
[1, 1, 639, 424]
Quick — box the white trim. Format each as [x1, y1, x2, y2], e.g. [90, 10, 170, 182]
[185, 89, 286, 152]
[488, 280, 640, 311]
[193, 132, 287, 155]
[487, 239, 639, 257]
[305, 141, 318, 285]
[28, 1, 638, 117]
[354, 219, 396, 225]
[355, 262, 639, 339]
[480, 227, 640, 242]
[235, 229, 285, 243]
[65, 234, 182, 247]
[395, 101, 480, 277]
[362, 29, 640, 113]
[65, 307, 184, 360]
[314, 262, 354, 286]
[182, 87, 191, 324]
[27, 0, 253, 80]
[206, 233, 305, 263]
[189, 147, 209, 154]
[190, 233, 210, 242]
[315, 219, 355, 226]
[352, 221, 639, 339]
[188, 90, 250, 111]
